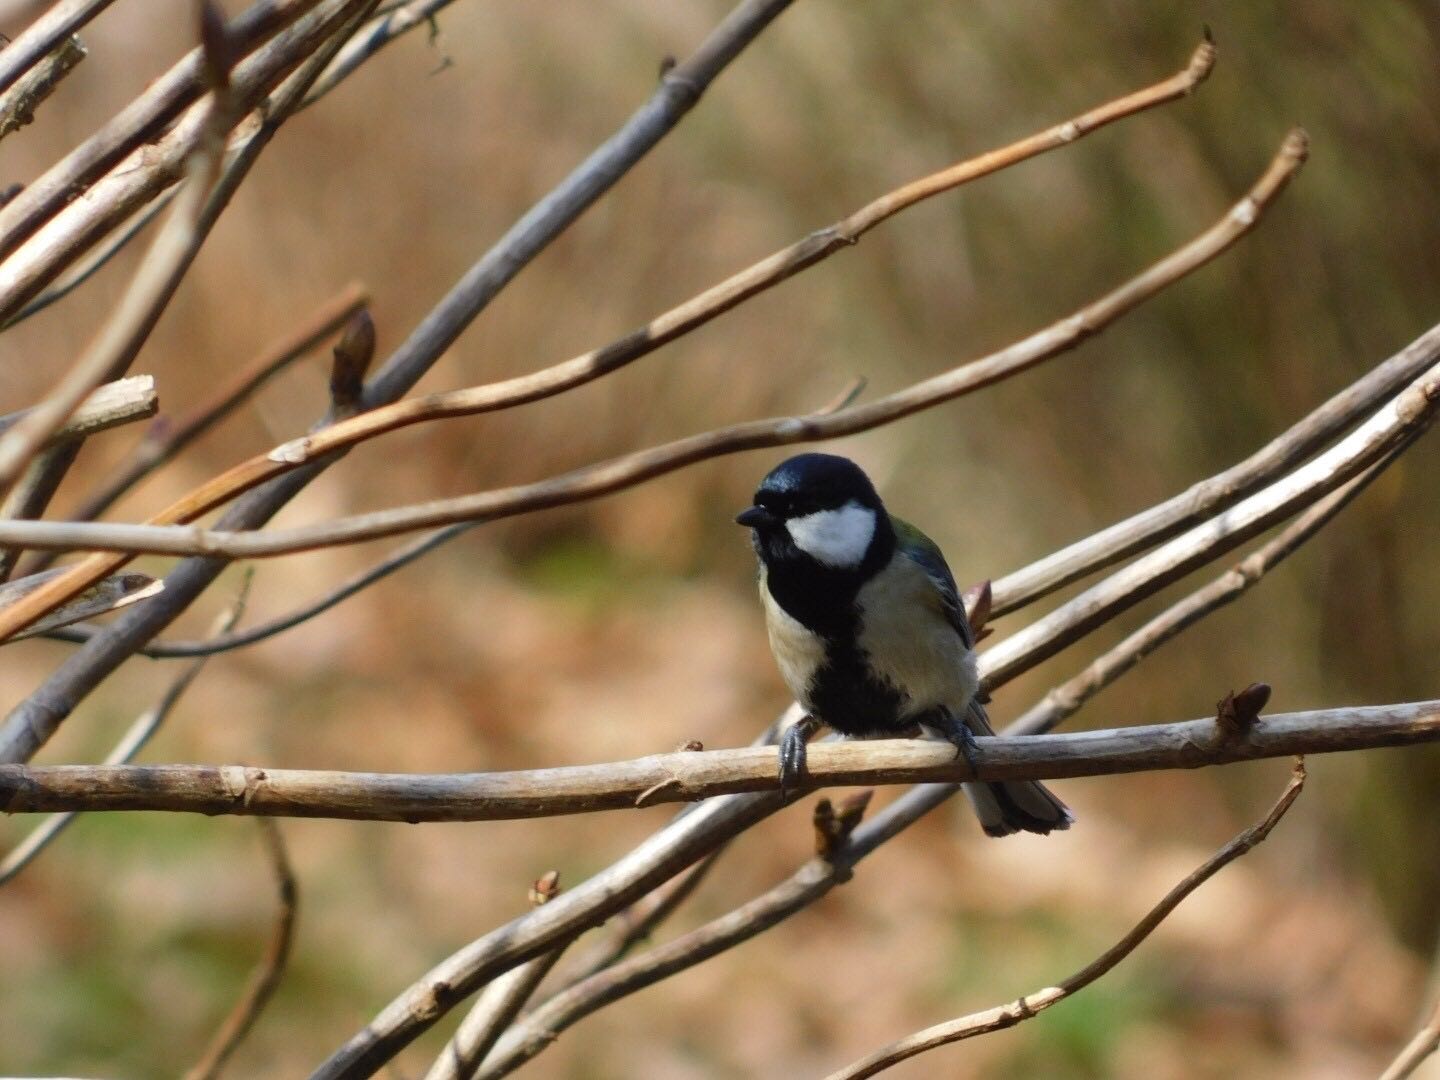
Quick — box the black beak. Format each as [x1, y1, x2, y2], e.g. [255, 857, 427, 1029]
[735, 505, 777, 529]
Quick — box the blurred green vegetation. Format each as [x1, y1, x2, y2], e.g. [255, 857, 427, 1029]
[1, 1, 1437, 1077]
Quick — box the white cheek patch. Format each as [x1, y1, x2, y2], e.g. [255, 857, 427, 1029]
[786, 501, 876, 568]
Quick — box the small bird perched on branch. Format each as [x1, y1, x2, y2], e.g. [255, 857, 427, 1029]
[737, 452, 1073, 837]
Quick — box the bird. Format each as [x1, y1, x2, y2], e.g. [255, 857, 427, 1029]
[736, 452, 1073, 837]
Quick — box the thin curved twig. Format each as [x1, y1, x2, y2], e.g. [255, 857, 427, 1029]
[0, 702, 1432, 822]
[182, 817, 300, 1080]
[0, 131, 1309, 641]
[1006, 433, 1418, 736]
[825, 760, 1307, 1080]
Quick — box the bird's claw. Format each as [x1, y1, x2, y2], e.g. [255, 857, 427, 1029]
[778, 714, 821, 799]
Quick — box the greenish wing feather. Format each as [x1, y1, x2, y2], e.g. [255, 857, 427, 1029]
[891, 515, 974, 649]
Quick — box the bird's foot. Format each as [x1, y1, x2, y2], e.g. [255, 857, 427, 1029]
[933, 708, 980, 777]
[778, 714, 822, 799]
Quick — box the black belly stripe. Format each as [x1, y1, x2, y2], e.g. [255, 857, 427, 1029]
[808, 640, 913, 737]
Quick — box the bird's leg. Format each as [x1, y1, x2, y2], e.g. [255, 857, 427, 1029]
[778, 713, 822, 798]
[931, 706, 981, 778]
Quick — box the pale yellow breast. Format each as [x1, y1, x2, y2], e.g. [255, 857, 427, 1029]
[758, 568, 826, 705]
[855, 556, 977, 715]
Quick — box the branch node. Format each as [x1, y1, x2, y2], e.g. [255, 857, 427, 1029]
[1216, 682, 1271, 739]
[529, 870, 562, 906]
[329, 309, 376, 418]
[813, 789, 873, 862]
[634, 776, 682, 808]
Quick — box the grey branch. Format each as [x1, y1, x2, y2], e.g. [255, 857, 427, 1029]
[0, 374, 158, 446]
[0, 702, 1433, 822]
[0, 0, 111, 97]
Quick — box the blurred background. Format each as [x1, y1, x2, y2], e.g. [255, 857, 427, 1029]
[1, 2, 1438, 1077]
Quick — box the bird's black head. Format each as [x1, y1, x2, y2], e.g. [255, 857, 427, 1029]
[736, 453, 893, 575]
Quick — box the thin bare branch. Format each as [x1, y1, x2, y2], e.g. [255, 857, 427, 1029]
[978, 359, 1440, 688]
[0, 6, 239, 496]
[825, 760, 1307, 1080]
[322, 39, 1220, 422]
[0, 0, 108, 96]
[1, 194, 169, 328]
[0, 0, 802, 773]
[426, 873, 570, 1080]
[0, 702, 1431, 822]
[991, 320, 1440, 616]
[0, 584, 244, 885]
[0, 129, 1309, 633]
[300, 0, 460, 106]
[183, 818, 299, 1080]
[0, 0, 328, 262]
[59, 285, 367, 534]
[0, 32, 84, 140]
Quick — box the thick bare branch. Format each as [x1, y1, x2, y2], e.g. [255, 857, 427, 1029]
[183, 818, 299, 1080]
[825, 761, 1307, 1080]
[0, 702, 1432, 822]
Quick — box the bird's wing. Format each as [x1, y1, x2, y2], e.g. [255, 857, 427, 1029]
[890, 515, 974, 649]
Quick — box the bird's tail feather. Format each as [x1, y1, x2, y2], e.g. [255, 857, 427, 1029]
[963, 779, 1074, 837]
[961, 698, 1074, 837]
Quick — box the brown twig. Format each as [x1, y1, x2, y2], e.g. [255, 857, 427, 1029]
[34, 284, 367, 553]
[0, 565, 161, 641]
[182, 817, 299, 1080]
[0, 131, 1310, 647]
[825, 760, 1307, 1080]
[0, 702, 1431, 822]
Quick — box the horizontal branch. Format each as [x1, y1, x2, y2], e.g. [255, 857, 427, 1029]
[1, 702, 1432, 822]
